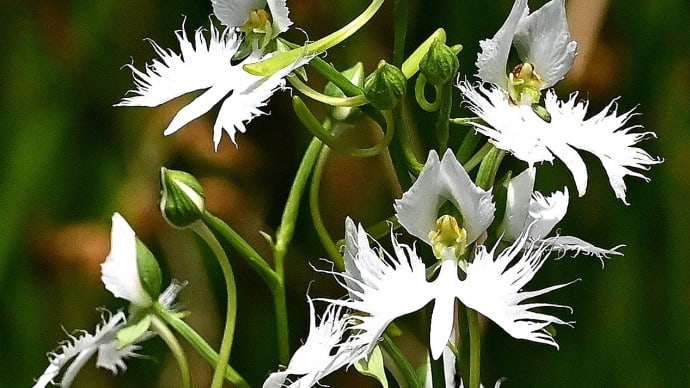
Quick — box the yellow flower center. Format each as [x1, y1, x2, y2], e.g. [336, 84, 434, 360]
[429, 215, 467, 260]
[508, 62, 545, 105]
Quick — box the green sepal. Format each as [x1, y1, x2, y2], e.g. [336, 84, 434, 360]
[364, 60, 407, 110]
[136, 239, 162, 300]
[159, 168, 206, 228]
[116, 314, 152, 349]
[355, 345, 389, 388]
[419, 39, 460, 86]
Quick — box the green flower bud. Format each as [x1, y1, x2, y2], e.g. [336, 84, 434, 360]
[419, 39, 459, 86]
[136, 238, 162, 301]
[159, 168, 206, 228]
[364, 60, 407, 110]
[325, 62, 365, 122]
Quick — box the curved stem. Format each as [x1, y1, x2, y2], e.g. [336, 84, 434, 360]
[154, 305, 249, 388]
[288, 75, 367, 107]
[150, 315, 191, 388]
[381, 334, 422, 388]
[309, 145, 345, 270]
[190, 221, 237, 388]
[467, 308, 481, 388]
[292, 96, 394, 158]
[414, 74, 441, 112]
[202, 211, 279, 291]
[462, 142, 493, 172]
[272, 136, 324, 363]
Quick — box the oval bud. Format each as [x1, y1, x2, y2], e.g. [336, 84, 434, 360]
[419, 39, 459, 86]
[364, 60, 407, 110]
[159, 168, 206, 228]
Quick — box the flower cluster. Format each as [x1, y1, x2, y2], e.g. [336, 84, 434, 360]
[35, 0, 660, 387]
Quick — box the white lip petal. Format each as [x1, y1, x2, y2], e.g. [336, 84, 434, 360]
[476, 0, 529, 88]
[513, 0, 577, 88]
[394, 149, 495, 245]
[101, 213, 152, 307]
[460, 81, 661, 203]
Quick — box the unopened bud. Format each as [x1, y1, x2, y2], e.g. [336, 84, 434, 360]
[159, 168, 205, 228]
[419, 39, 459, 86]
[364, 60, 407, 110]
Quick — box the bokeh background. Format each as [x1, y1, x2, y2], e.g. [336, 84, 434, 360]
[2, 0, 687, 386]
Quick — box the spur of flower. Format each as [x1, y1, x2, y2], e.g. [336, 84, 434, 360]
[33, 214, 183, 387]
[458, 0, 660, 203]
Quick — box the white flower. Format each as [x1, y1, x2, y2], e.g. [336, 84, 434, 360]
[212, 0, 292, 36]
[394, 149, 495, 246]
[32, 311, 141, 388]
[459, 82, 661, 203]
[476, 0, 576, 92]
[117, 22, 306, 149]
[326, 220, 572, 361]
[101, 213, 153, 307]
[503, 168, 623, 261]
[263, 299, 367, 388]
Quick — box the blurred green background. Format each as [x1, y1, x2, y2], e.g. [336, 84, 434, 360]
[2, 0, 687, 387]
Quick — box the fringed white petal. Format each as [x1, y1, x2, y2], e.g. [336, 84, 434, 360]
[513, 0, 577, 88]
[457, 234, 575, 348]
[101, 213, 152, 307]
[394, 149, 495, 245]
[32, 311, 132, 388]
[262, 300, 364, 388]
[459, 81, 661, 203]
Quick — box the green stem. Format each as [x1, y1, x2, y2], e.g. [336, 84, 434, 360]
[154, 305, 249, 388]
[273, 136, 324, 363]
[381, 334, 422, 388]
[309, 145, 345, 270]
[456, 129, 483, 164]
[202, 212, 279, 291]
[393, 0, 409, 67]
[462, 142, 493, 172]
[390, 109, 423, 183]
[150, 315, 191, 388]
[191, 222, 237, 388]
[435, 81, 453, 152]
[475, 146, 506, 190]
[467, 308, 481, 388]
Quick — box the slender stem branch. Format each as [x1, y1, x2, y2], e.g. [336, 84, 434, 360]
[393, 0, 409, 67]
[462, 142, 492, 172]
[272, 136, 324, 363]
[309, 145, 345, 270]
[150, 315, 191, 388]
[202, 211, 279, 291]
[191, 221, 237, 388]
[154, 305, 249, 388]
[435, 82, 453, 151]
[467, 308, 481, 388]
[381, 334, 423, 388]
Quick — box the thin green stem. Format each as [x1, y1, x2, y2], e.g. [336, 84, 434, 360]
[435, 81, 453, 152]
[381, 334, 423, 388]
[390, 109, 423, 182]
[150, 315, 191, 388]
[309, 145, 345, 270]
[414, 74, 441, 112]
[462, 142, 493, 172]
[191, 222, 237, 388]
[272, 136, 324, 363]
[202, 211, 279, 291]
[154, 305, 249, 388]
[467, 308, 481, 388]
[393, 0, 409, 67]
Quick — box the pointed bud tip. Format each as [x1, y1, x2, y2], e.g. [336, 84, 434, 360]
[159, 168, 206, 228]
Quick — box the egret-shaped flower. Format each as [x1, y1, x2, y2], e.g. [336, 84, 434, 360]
[211, 0, 292, 39]
[502, 168, 623, 261]
[459, 0, 660, 203]
[34, 214, 183, 387]
[117, 22, 307, 150]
